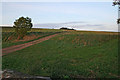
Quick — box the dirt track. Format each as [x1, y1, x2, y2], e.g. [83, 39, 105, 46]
[2, 33, 59, 56]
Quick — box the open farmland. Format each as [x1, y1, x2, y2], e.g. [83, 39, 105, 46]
[2, 27, 63, 48]
[2, 30, 119, 78]
[2, 27, 62, 32]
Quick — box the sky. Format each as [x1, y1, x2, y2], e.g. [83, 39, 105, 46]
[1, 2, 119, 32]
[1, 0, 113, 2]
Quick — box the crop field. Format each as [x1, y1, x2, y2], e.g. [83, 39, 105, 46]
[2, 29, 119, 78]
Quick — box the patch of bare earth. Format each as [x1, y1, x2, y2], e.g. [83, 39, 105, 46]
[2, 33, 60, 56]
[14, 34, 41, 42]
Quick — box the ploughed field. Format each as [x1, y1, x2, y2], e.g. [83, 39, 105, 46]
[2, 28, 119, 78]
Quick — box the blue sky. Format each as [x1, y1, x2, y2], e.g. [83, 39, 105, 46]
[2, 2, 118, 32]
[1, 0, 113, 2]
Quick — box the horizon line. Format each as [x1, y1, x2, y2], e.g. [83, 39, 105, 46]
[0, 25, 119, 32]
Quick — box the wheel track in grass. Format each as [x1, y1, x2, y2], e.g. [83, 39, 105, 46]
[2, 33, 60, 56]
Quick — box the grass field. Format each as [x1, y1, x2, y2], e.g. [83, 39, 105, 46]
[2, 27, 62, 32]
[2, 32, 61, 48]
[2, 27, 63, 48]
[2, 29, 119, 78]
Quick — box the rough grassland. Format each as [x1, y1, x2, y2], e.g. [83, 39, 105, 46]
[2, 31, 118, 78]
[2, 27, 62, 32]
[2, 27, 63, 48]
[2, 32, 60, 48]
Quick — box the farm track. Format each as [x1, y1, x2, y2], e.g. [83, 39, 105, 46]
[2, 33, 60, 56]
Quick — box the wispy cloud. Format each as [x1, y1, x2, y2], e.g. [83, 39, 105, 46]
[34, 23, 61, 29]
[34, 21, 87, 28]
[62, 21, 86, 24]
[34, 22, 118, 32]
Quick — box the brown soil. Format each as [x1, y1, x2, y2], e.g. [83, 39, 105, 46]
[14, 34, 41, 42]
[2, 33, 59, 56]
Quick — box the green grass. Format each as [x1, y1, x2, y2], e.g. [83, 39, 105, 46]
[2, 27, 63, 32]
[2, 27, 64, 48]
[2, 32, 119, 78]
[2, 32, 61, 48]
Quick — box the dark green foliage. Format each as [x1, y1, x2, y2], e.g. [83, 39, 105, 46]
[117, 18, 120, 24]
[112, 0, 120, 24]
[13, 16, 33, 39]
[112, 0, 120, 6]
[60, 27, 75, 30]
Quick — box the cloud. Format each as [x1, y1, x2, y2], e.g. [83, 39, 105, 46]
[34, 22, 118, 32]
[62, 24, 104, 30]
[34, 23, 62, 29]
[69, 24, 118, 32]
[85, 24, 103, 27]
[33, 22, 103, 29]
[66, 24, 103, 27]
[34, 21, 86, 28]
[62, 21, 86, 24]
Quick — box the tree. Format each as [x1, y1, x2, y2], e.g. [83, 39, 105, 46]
[117, 18, 120, 24]
[113, 0, 120, 24]
[113, 0, 120, 6]
[13, 16, 33, 40]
